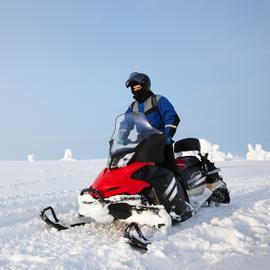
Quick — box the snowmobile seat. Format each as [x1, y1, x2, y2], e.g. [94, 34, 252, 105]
[174, 138, 201, 154]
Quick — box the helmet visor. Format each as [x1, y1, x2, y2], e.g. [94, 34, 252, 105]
[125, 80, 143, 88]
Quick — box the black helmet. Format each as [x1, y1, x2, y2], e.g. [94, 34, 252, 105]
[125, 72, 151, 90]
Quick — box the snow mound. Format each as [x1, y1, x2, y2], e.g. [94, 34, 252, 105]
[27, 154, 35, 162]
[247, 144, 270, 160]
[62, 148, 76, 161]
[199, 139, 234, 161]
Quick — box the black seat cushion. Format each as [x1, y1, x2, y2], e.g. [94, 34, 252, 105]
[174, 138, 201, 153]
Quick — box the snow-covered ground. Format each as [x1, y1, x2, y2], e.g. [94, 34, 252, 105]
[0, 159, 270, 270]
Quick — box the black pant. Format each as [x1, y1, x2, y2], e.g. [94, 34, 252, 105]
[162, 144, 178, 175]
[163, 144, 190, 202]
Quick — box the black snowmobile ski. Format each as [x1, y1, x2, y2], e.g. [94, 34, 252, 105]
[40, 206, 91, 230]
[123, 222, 151, 251]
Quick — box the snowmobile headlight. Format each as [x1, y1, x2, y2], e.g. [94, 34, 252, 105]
[118, 153, 135, 168]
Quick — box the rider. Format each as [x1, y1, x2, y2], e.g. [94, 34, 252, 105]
[119, 72, 192, 222]
[123, 72, 180, 174]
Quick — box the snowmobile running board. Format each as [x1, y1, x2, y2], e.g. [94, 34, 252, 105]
[40, 206, 88, 230]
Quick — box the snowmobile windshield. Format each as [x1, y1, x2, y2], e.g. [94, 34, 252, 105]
[109, 112, 162, 157]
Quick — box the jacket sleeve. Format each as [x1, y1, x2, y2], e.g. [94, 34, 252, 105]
[157, 96, 180, 139]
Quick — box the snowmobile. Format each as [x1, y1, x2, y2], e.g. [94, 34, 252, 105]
[40, 112, 230, 250]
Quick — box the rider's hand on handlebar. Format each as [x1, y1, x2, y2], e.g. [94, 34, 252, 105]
[166, 136, 172, 145]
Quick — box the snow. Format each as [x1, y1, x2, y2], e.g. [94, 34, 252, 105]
[247, 144, 270, 160]
[27, 154, 35, 163]
[199, 139, 234, 161]
[63, 148, 75, 161]
[0, 159, 270, 270]
[78, 193, 114, 223]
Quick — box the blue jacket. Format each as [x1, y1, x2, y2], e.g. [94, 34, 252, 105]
[125, 94, 180, 140]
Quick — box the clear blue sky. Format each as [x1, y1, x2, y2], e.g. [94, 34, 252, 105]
[0, 0, 269, 160]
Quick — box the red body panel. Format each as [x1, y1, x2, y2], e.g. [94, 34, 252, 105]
[91, 162, 154, 198]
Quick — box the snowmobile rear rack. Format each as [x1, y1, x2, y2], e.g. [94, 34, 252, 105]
[40, 206, 88, 230]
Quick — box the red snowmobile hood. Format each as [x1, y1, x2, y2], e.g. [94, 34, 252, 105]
[91, 162, 154, 198]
